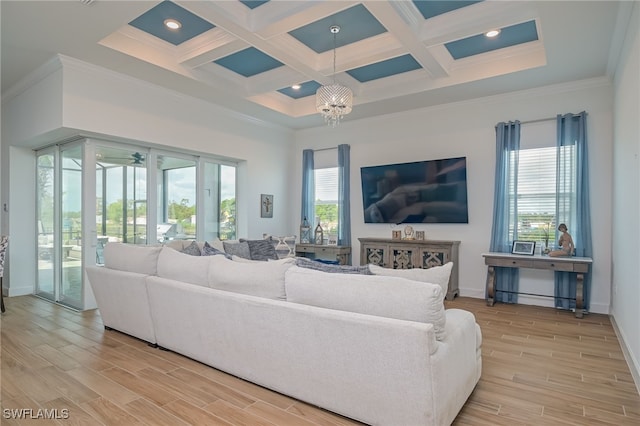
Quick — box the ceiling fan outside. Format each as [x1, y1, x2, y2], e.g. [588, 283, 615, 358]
[97, 151, 146, 166]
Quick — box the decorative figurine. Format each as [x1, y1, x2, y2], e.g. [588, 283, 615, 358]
[548, 223, 575, 257]
[403, 225, 414, 240]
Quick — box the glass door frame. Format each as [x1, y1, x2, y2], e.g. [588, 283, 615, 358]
[35, 146, 59, 302]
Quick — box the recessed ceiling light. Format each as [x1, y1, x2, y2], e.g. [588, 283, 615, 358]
[485, 29, 501, 38]
[164, 19, 182, 30]
[292, 84, 301, 90]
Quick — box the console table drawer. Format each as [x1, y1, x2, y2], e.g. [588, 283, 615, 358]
[535, 261, 575, 272]
[491, 258, 533, 268]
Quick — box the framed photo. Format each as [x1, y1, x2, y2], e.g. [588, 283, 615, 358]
[415, 230, 425, 240]
[512, 240, 536, 255]
[392, 230, 402, 240]
[327, 235, 338, 246]
[260, 194, 273, 218]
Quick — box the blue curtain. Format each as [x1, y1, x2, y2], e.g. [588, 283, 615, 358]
[490, 121, 521, 303]
[554, 112, 592, 310]
[301, 149, 315, 226]
[337, 144, 351, 247]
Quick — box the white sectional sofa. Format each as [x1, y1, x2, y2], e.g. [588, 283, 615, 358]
[86, 242, 482, 426]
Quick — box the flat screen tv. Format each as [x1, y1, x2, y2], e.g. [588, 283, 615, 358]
[361, 156, 469, 224]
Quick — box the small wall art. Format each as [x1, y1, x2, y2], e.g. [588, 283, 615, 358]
[415, 231, 425, 240]
[392, 230, 402, 240]
[260, 194, 274, 218]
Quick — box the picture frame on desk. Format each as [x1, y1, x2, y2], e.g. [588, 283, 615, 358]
[415, 231, 425, 240]
[512, 240, 536, 255]
[327, 235, 338, 246]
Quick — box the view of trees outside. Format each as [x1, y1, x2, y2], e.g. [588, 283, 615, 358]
[219, 197, 236, 240]
[315, 204, 338, 236]
[314, 167, 339, 241]
[517, 214, 555, 248]
[511, 146, 566, 250]
[37, 155, 55, 235]
[97, 163, 236, 242]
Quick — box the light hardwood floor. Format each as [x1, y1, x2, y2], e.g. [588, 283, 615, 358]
[1, 295, 639, 425]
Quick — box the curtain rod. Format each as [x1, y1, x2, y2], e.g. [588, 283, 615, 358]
[312, 147, 338, 153]
[520, 116, 556, 125]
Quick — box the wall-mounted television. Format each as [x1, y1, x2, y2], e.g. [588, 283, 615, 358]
[360, 156, 469, 224]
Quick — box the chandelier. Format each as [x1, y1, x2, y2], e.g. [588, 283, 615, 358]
[316, 25, 353, 127]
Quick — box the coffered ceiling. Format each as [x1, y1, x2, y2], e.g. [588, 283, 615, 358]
[0, 1, 627, 129]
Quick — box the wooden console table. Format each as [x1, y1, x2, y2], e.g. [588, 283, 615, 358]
[359, 238, 460, 300]
[482, 252, 592, 318]
[295, 244, 351, 265]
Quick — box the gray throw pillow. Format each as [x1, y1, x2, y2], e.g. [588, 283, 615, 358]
[295, 257, 372, 274]
[222, 241, 251, 259]
[202, 241, 232, 259]
[181, 241, 202, 256]
[241, 239, 279, 261]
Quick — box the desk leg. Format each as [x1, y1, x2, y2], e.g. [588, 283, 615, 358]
[486, 266, 496, 306]
[575, 272, 584, 319]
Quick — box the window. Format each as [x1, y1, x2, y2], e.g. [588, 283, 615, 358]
[508, 121, 575, 248]
[302, 145, 350, 247]
[314, 167, 339, 236]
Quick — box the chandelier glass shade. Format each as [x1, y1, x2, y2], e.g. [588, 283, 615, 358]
[316, 25, 353, 127]
[316, 84, 353, 127]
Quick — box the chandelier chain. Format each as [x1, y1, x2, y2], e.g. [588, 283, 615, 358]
[315, 25, 353, 127]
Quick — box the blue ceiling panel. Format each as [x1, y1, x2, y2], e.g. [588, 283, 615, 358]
[129, 1, 215, 46]
[288, 4, 387, 54]
[412, 1, 483, 20]
[240, 1, 270, 10]
[214, 47, 284, 77]
[346, 54, 422, 83]
[278, 81, 322, 99]
[445, 20, 538, 60]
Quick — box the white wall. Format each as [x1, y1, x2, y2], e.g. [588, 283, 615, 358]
[295, 78, 614, 314]
[2, 56, 296, 299]
[612, 2, 640, 391]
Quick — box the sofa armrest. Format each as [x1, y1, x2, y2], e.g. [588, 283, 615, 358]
[86, 266, 156, 344]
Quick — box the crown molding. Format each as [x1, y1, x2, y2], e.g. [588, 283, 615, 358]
[370, 76, 612, 125]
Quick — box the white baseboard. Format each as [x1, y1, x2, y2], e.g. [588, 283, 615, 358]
[610, 315, 640, 396]
[6, 284, 35, 297]
[458, 288, 609, 314]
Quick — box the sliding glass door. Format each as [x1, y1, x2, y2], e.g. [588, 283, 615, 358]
[35, 144, 84, 309]
[36, 140, 238, 309]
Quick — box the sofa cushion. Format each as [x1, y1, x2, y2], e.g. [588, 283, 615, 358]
[223, 241, 251, 259]
[208, 256, 293, 300]
[285, 266, 446, 340]
[368, 262, 453, 296]
[157, 247, 212, 287]
[103, 242, 162, 275]
[181, 241, 202, 256]
[241, 239, 279, 261]
[295, 257, 372, 274]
